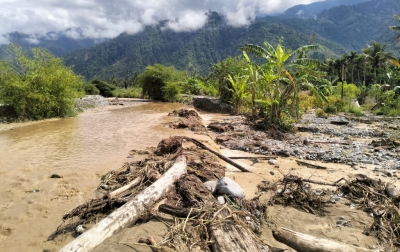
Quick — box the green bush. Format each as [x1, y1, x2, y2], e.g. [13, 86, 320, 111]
[91, 79, 117, 97]
[0, 44, 84, 120]
[112, 87, 142, 98]
[138, 64, 186, 101]
[84, 83, 100, 95]
[316, 108, 328, 118]
[348, 106, 365, 116]
[324, 95, 344, 114]
[162, 82, 182, 102]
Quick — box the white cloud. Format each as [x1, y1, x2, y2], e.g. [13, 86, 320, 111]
[0, 0, 321, 44]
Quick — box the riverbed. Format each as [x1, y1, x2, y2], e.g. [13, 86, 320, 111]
[1, 101, 398, 251]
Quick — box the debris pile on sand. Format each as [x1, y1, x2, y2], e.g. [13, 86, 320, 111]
[52, 136, 272, 251]
[168, 109, 206, 132]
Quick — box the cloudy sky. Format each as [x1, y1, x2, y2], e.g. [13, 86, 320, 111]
[0, 0, 321, 44]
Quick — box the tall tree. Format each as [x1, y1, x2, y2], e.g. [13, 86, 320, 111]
[362, 41, 391, 83]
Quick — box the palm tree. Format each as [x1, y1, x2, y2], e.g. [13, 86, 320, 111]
[362, 41, 391, 83]
[389, 14, 400, 42]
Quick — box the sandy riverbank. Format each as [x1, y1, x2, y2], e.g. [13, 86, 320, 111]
[59, 106, 400, 251]
[3, 99, 398, 251]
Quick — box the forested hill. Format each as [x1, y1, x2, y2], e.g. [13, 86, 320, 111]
[276, 0, 400, 50]
[281, 0, 370, 18]
[64, 21, 346, 80]
[63, 0, 400, 80]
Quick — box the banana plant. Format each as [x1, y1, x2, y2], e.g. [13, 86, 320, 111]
[227, 73, 248, 114]
[241, 41, 320, 128]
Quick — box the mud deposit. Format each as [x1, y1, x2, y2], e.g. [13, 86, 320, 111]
[56, 108, 400, 251]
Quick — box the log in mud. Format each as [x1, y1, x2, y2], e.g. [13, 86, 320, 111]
[273, 227, 377, 252]
[59, 155, 187, 252]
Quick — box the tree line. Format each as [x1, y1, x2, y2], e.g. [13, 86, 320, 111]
[0, 14, 399, 130]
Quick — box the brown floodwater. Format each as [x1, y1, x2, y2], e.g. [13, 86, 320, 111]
[0, 102, 187, 252]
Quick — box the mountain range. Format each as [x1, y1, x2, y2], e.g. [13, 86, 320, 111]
[2, 0, 400, 80]
[281, 0, 370, 18]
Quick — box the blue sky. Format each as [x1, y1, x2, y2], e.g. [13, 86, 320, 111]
[0, 0, 321, 44]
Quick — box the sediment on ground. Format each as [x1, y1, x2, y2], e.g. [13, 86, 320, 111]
[50, 107, 400, 251]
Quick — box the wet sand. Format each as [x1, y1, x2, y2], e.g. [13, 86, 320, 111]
[95, 109, 391, 251]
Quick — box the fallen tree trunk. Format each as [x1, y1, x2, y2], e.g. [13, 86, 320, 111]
[273, 227, 378, 252]
[59, 155, 187, 252]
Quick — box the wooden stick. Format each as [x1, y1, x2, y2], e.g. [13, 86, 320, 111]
[296, 160, 327, 170]
[189, 138, 250, 172]
[308, 141, 350, 145]
[107, 176, 142, 199]
[158, 204, 203, 218]
[283, 176, 345, 187]
[59, 155, 187, 252]
[273, 227, 378, 252]
[228, 156, 276, 160]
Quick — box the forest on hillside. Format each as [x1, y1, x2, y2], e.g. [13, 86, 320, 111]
[62, 0, 400, 81]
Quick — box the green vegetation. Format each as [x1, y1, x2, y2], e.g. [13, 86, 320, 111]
[138, 64, 186, 101]
[2, 7, 400, 128]
[0, 44, 84, 120]
[90, 79, 117, 97]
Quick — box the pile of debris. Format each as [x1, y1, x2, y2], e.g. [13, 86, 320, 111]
[52, 136, 270, 252]
[168, 109, 206, 132]
[258, 173, 400, 251]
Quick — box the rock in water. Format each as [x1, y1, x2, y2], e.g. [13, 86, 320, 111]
[216, 177, 245, 198]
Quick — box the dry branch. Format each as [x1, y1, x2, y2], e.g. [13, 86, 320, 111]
[296, 160, 327, 170]
[158, 204, 203, 218]
[59, 155, 187, 252]
[107, 176, 142, 199]
[190, 138, 250, 172]
[228, 156, 276, 160]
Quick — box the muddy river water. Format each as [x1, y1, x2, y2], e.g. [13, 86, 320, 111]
[0, 102, 192, 251]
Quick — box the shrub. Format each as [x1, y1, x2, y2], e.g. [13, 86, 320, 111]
[316, 108, 328, 118]
[324, 95, 344, 114]
[138, 64, 186, 101]
[112, 87, 142, 98]
[162, 82, 182, 102]
[348, 106, 365, 116]
[0, 44, 84, 120]
[91, 79, 117, 97]
[299, 93, 317, 112]
[84, 83, 100, 95]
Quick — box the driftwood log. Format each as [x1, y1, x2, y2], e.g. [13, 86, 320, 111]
[59, 155, 187, 252]
[273, 227, 378, 252]
[209, 208, 264, 252]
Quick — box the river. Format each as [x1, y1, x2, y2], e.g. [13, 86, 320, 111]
[0, 101, 188, 251]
